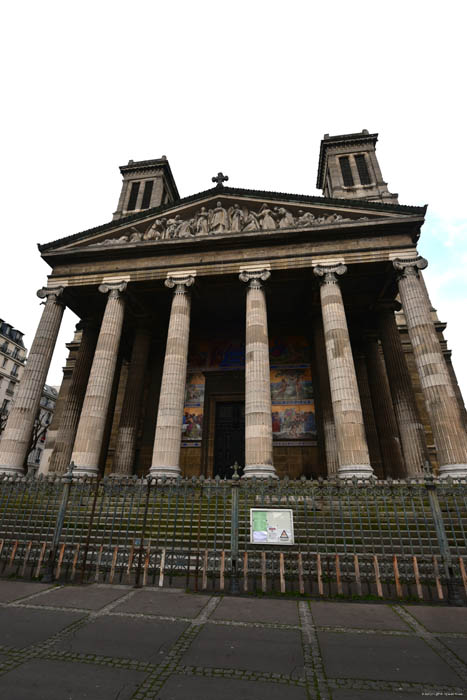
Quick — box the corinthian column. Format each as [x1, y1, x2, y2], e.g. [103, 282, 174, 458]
[394, 256, 467, 478]
[0, 286, 65, 475]
[48, 321, 98, 473]
[313, 264, 373, 479]
[312, 317, 339, 476]
[240, 269, 276, 479]
[150, 274, 194, 478]
[365, 334, 406, 478]
[378, 303, 427, 476]
[112, 324, 151, 475]
[71, 282, 127, 477]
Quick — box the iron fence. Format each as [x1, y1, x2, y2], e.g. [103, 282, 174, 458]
[0, 466, 466, 604]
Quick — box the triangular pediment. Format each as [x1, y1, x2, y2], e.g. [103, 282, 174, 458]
[39, 188, 425, 255]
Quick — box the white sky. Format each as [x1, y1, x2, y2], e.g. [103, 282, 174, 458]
[1, 1, 466, 398]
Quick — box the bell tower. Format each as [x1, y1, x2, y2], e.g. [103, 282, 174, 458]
[113, 156, 179, 221]
[316, 130, 398, 204]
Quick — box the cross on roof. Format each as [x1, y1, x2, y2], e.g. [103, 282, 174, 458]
[212, 172, 229, 187]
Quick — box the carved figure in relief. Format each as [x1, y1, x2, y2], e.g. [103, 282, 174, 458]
[129, 227, 142, 242]
[275, 207, 295, 228]
[165, 217, 180, 239]
[196, 207, 209, 234]
[210, 201, 229, 233]
[243, 210, 260, 231]
[178, 218, 196, 238]
[297, 210, 315, 226]
[258, 203, 276, 230]
[229, 204, 244, 232]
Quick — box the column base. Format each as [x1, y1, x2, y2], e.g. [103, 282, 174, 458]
[242, 464, 278, 479]
[149, 466, 182, 479]
[71, 465, 99, 478]
[338, 464, 375, 480]
[0, 465, 25, 477]
[438, 463, 467, 479]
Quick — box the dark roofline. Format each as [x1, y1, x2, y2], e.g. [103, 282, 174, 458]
[38, 185, 427, 252]
[316, 130, 378, 189]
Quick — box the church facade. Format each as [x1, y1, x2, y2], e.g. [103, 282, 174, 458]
[1, 130, 466, 480]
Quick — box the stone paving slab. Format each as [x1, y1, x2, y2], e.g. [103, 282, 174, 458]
[155, 674, 308, 699]
[310, 601, 410, 630]
[32, 584, 129, 610]
[114, 588, 209, 618]
[318, 630, 462, 685]
[439, 636, 467, 665]
[0, 658, 146, 700]
[181, 623, 305, 677]
[0, 581, 52, 603]
[59, 616, 188, 662]
[210, 596, 299, 625]
[404, 605, 467, 634]
[0, 607, 84, 648]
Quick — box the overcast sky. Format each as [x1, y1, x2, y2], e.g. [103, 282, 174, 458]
[1, 1, 466, 398]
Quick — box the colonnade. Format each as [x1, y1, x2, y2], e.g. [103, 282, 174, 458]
[1, 257, 466, 479]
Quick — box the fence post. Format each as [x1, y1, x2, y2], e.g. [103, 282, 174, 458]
[229, 462, 240, 595]
[42, 462, 74, 583]
[134, 476, 152, 588]
[425, 472, 463, 606]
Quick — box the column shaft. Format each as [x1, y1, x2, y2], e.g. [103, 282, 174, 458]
[365, 336, 406, 478]
[0, 287, 65, 474]
[312, 317, 339, 476]
[354, 352, 384, 478]
[49, 322, 98, 473]
[71, 282, 126, 476]
[240, 269, 276, 478]
[379, 306, 427, 476]
[113, 326, 151, 475]
[150, 275, 194, 477]
[394, 256, 467, 477]
[313, 264, 373, 479]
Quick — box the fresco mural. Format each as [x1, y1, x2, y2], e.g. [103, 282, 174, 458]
[182, 406, 203, 441]
[270, 368, 313, 404]
[182, 336, 317, 447]
[272, 405, 316, 440]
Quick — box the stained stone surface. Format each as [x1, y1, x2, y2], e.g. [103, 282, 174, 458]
[59, 616, 188, 662]
[403, 605, 467, 634]
[439, 637, 467, 664]
[310, 602, 410, 630]
[318, 631, 460, 684]
[0, 607, 83, 648]
[114, 588, 209, 618]
[155, 674, 308, 700]
[211, 597, 299, 625]
[0, 581, 52, 603]
[33, 584, 129, 610]
[0, 659, 146, 700]
[181, 624, 305, 676]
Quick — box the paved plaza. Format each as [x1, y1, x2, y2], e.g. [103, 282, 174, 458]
[0, 580, 465, 699]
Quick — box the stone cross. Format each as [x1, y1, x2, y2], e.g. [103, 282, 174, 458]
[212, 172, 229, 187]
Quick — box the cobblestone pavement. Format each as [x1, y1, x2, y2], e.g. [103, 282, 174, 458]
[0, 580, 465, 699]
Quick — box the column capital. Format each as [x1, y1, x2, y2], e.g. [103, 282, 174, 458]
[393, 255, 428, 279]
[377, 300, 402, 315]
[98, 281, 127, 298]
[239, 268, 271, 289]
[37, 286, 65, 304]
[313, 263, 347, 284]
[165, 274, 195, 294]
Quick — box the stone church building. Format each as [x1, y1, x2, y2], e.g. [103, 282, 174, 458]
[1, 130, 466, 480]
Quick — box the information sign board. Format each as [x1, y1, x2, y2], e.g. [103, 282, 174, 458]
[250, 508, 294, 545]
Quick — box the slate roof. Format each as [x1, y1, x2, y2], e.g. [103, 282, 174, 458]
[38, 185, 427, 253]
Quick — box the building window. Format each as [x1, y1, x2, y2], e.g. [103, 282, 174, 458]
[1, 399, 9, 412]
[355, 154, 372, 185]
[11, 364, 18, 377]
[141, 180, 154, 209]
[2, 357, 7, 368]
[339, 157, 354, 187]
[127, 182, 140, 211]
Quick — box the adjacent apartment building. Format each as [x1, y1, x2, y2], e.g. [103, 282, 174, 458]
[0, 319, 27, 428]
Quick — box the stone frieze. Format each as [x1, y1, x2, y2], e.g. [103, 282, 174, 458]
[92, 202, 369, 247]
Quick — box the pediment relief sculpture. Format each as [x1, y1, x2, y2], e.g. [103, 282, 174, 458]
[91, 202, 370, 247]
